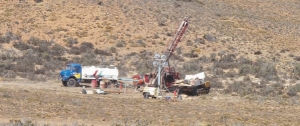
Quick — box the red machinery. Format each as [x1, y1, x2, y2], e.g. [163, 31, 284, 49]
[143, 17, 189, 90]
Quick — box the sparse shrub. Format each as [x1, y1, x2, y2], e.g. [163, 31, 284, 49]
[154, 34, 160, 39]
[34, 68, 45, 75]
[176, 46, 182, 54]
[255, 61, 278, 80]
[237, 56, 252, 65]
[94, 49, 112, 56]
[203, 34, 217, 42]
[183, 50, 198, 58]
[2, 70, 16, 78]
[0, 31, 17, 44]
[166, 32, 172, 36]
[177, 0, 192, 2]
[280, 49, 289, 53]
[134, 59, 153, 75]
[289, 53, 294, 57]
[224, 69, 236, 78]
[111, 47, 117, 53]
[287, 84, 300, 97]
[292, 63, 300, 80]
[293, 56, 300, 61]
[170, 54, 185, 62]
[80, 42, 94, 51]
[198, 56, 211, 63]
[50, 44, 66, 56]
[224, 81, 253, 96]
[7, 120, 37, 126]
[174, 2, 181, 8]
[243, 75, 251, 81]
[195, 38, 205, 44]
[13, 41, 32, 50]
[14, 50, 36, 72]
[64, 37, 78, 47]
[80, 51, 100, 65]
[238, 65, 251, 75]
[0, 62, 14, 71]
[44, 60, 64, 71]
[254, 51, 262, 55]
[179, 60, 203, 75]
[210, 53, 216, 61]
[68, 46, 81, 55]
[116, 40, 125, 47]
[259, 85, 275, 96]
[158, 19, 167, 26]
[34, 43, 49, 53]
[186, 40, 193, 46]
[127, 52, 138, 57]
[136, 40, 146, 47]
[214, 54, 238, 69]
[55, 56, 68, 62]
[27, 36, 43, 46]
[34, 0, 43, 3]
[98, 1, 102, 5]
[207, 77, 223, 89]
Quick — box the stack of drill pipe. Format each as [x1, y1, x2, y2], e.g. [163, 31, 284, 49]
[173, 79, 192, 87]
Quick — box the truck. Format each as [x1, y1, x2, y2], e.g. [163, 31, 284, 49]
[59, 63, 119, 87]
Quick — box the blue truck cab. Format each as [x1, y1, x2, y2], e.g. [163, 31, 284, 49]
[60, 63, 82, 87]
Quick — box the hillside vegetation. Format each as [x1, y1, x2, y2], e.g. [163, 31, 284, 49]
[0, 0, 300, 97]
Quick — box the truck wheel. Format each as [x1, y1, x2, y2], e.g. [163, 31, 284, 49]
[206, 89, 210, 94]
[67, 78, 78, 87]
[144, 92, 150, 99]
[62, 81, 67, 87]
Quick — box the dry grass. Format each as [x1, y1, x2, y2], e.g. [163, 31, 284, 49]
[0, 82, 300, 126]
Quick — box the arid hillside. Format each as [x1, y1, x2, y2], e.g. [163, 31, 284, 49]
[1, 0, 300, 126]
[0, 0, 300, 95]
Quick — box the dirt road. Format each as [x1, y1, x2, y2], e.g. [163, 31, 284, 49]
[0, 80, 300, 126]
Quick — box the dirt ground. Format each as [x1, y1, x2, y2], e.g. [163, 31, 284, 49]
[0, 81, 300, 126]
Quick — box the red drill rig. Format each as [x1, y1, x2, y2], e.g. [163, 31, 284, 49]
[140, 17, 189, 91]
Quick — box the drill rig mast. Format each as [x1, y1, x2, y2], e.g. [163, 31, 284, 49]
[146, 17, 189, 90]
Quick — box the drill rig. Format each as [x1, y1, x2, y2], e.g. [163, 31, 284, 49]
[143, 17, 189, 95]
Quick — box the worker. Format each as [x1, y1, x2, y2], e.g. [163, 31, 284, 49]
[92, 70, 98, 88]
